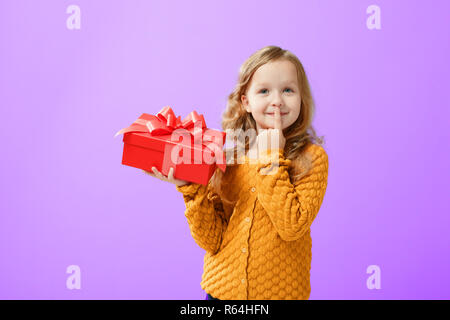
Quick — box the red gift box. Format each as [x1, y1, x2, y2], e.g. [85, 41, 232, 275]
[115, 106, 227, 186]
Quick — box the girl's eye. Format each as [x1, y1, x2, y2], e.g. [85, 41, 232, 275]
[259, 88, 293, 94]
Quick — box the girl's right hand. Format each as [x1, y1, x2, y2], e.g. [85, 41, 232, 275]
[143, 166, 191, 187]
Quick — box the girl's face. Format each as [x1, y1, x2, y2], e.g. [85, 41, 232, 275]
[241, 59, 301, 133]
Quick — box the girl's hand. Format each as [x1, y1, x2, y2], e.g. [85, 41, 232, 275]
[143, 167, 191, 187]
[256, 108, 286, 155]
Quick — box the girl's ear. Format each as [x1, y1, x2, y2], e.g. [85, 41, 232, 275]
[241, 95, 250, 113]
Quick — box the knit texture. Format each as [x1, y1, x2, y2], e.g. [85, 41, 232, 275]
[176, 143, 329, 300]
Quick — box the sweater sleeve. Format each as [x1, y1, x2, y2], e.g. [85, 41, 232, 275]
[255, 145, 329, 241]
[175, 181, 228, 254]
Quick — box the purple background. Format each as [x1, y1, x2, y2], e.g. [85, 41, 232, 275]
[0, 0, 449, 300]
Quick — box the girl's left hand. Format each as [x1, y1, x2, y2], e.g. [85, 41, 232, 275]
[256, 108, 286, 155]
[143, 167, 191, 187]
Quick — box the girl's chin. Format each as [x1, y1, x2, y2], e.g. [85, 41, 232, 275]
[259, 124, 286, 131]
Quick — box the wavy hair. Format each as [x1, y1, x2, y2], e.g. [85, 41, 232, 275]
[210, 45, 325, 206]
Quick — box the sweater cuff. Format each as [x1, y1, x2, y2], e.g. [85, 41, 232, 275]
[175, 183, 204, 196]
[256, 148, 291, 174]
[259, 147, 284, 157]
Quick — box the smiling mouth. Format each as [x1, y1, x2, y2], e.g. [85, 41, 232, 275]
[266, 113, 288, 116]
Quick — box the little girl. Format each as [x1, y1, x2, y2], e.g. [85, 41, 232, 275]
[145, 45, 329, 300]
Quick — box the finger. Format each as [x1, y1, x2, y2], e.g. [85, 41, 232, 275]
[158, 167, 170, 179]
[152, 167, 163, 178]
[168, 167, 174, 180]
[273, 108, 282, 130]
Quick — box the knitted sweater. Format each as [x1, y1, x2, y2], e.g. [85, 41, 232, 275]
[175, 143, 329, 300]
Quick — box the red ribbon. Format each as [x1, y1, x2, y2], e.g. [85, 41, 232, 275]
[115, 106, 226, 171]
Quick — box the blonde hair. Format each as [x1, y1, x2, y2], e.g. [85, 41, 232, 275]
[210, 45, 325, 206]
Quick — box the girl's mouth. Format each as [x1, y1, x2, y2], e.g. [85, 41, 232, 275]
[266, 113, 288, 116]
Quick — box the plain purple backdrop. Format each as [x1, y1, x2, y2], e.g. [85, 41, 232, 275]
[0, 0, 449, 299]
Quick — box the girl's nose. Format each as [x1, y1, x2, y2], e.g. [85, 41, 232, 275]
[271, 92, 283, 106]
[271, 101, 282, 108]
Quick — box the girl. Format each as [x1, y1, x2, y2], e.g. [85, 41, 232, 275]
[145, 45, 329, 300]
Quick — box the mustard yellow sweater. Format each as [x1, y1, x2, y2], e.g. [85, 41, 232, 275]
[176, 143, 329, 300]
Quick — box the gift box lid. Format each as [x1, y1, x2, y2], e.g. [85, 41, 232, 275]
[123, 131, 217, 157]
